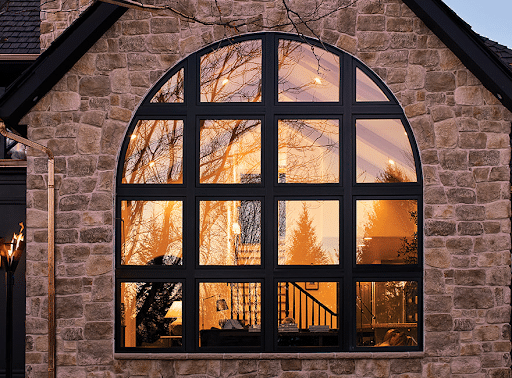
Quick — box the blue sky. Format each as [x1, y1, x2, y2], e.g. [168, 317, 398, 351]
[443, 0, 512, 48]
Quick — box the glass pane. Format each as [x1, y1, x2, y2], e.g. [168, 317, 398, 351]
[200, 40, 262, 102]
[151, 68, 184, 103]
[278, 40, 339, 102]
[278, 200, 339, 265]
[200, 200, 261, 266]
[123, 120, 183, 184]
[356, 281, 418, 347]
[121, 200, 182, 266]
[277, 282, 338, 347]
[278, 119, 339, 183]
[356, 68, 389, 102]
[199, 282, 261, 347]
[200, 119, 261, 184]
[356, 119, 416, 183]
[120, 281, 183, 348]
[357, 200, 417, 265]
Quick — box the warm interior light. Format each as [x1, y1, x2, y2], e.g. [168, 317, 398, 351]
[130, 134, 137, 140]
[232, 222, 241, 235]
[388, 159, 395, 165]
[149, 161, 156, 167]
[165, 301, 182, 325]
[8, 223, 24, 258]
[314, 77, 322, 85]
[221, 78, 229, 86]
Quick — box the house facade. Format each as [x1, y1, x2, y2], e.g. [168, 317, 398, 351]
[0, 0, 511, 376]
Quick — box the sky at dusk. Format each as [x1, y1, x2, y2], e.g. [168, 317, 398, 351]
[443, 0, 512, 48]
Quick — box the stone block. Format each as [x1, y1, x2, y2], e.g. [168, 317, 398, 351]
[469, 150, 500, 167]
[455, 205, 485, 220]
[77, 340, 113, 365]
[425, 314, 453, 332]
[282, 359, 302, 371]
[425, 220, 456, 236]
[435, 118, 458, 148]
[79, 76, 112, 97]
[410, 116, 435, 149]
[425, 71, 455, 91]
[67, 156, 97, 177]
[56, 295, 83, 319]
[61, 327, 84, 341]
[425, 248, 450, 268]
[476, 182, 502, 203]
[175, 360, 208, 375]
[357, 32, 390, 51]
[474, 325, 501, 341]
[357, 14, 385, 31]
[425, 332, 460, 356]
[447, 188, 476, 204]
[425, 295, 452, 312]
[454, 318, 475, 331]
[86, 255, 112, 276]
[336, 8, 357, 35]
[485, 201, 511, 220]
[455, 86, 484, 105]
[92, 275, 113, 301]
[80, 227, 113, 243]
[257, 360, 280, 378]
[410, 49, 440, 68]
[84, 322, 113, 340]
[450, 357, 481, 374]
[487, 306, 511, 324]
[487, 267, 511, 286]
[355, 359, 389, 378]
[425, 268, 445, 294]
[77, 124, 102, 154]
[61, 245, 90, 263]
[457, 221, 483, 236]
[454, 287, 493, 309]
[454, 269, 486, 285]
[52, 92, 81, 111]
[56, 278, 83, 295]
[59, 195, 89, 211]
[439, 150, 468, 170]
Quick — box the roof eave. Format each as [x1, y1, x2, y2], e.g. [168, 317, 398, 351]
[403, 0, 512, 111]
[0, 2, 127, 132]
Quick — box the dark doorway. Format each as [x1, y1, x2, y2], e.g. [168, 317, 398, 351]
[0, 166, 26, 378]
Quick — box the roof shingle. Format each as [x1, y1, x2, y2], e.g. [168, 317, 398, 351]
[0, 0, 39, 54]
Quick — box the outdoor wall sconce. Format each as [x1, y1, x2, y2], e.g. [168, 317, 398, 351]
[1, 223, 25, 378]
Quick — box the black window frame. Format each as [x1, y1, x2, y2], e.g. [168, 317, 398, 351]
[115, 32, 423, 353]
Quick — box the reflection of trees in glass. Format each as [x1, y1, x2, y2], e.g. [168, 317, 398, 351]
[286, 202, 330, 265]
[375, 281, 407, 324]
[278, 119, 339, 183]
[357, 165, 417, 265]
[123, 120, 183, 184]
[130, 279, 182, 345]
[200, 201, 261, 266]
[200, 40, 262, 102]
[200, 119, 261, 184]
[151, 68, 184, 103]
[278, 40, 339, 102]
[122, 201, 182, 266]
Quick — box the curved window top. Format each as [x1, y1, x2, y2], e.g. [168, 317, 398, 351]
[116, 33, 422, 354]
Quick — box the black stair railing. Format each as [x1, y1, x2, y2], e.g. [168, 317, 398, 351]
[279, 282, 338, 330]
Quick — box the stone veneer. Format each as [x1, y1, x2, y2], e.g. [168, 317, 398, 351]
[24, 0, 511, 376]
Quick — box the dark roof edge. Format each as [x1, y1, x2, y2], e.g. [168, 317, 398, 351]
[0, 2, 127, 130]
[403, 0, 512, 111]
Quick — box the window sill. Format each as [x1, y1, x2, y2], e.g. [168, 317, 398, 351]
[115, 351, 424, 360]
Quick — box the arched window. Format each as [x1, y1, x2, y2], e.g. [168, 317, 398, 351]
[116, 33, 423, 352]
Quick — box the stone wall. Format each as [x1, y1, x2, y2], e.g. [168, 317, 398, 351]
[25, 0, 511, 376]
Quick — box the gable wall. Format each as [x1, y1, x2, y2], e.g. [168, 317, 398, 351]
[24, 0, 511, 376]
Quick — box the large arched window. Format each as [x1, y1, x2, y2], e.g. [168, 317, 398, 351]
[116, 33, 423, 353]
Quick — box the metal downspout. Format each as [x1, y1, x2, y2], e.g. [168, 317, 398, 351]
[0, 121, 56, 378]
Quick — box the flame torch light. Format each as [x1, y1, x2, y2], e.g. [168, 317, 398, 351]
[1, 222, 25, 378]
[0, 222, 25, 272]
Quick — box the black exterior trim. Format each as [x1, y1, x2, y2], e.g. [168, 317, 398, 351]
[403, 0, 512, 110]
[0, 2, 127, 133]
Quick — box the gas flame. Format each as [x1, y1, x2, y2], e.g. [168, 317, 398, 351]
[8, 222, 24, 258]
